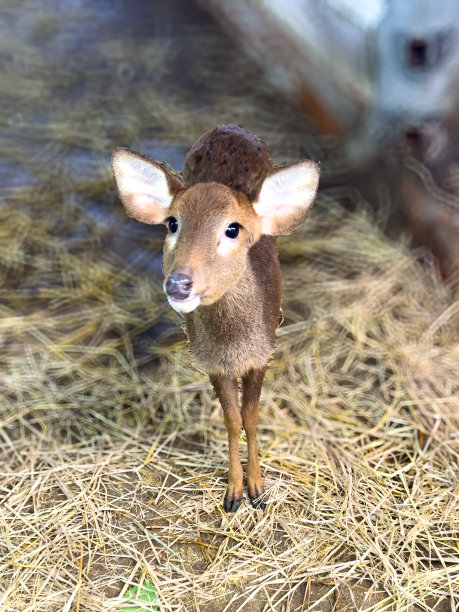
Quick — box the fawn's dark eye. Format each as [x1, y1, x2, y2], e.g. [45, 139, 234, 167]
[225, 222, 240, 239]
[168, 217, 178, 233]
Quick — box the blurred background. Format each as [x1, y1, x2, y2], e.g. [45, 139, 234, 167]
[2, 0, 459, 282]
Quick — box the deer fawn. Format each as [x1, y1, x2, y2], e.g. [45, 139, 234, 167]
[112, 125, 319, 512]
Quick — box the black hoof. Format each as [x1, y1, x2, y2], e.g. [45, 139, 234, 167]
[250, 496, 266, 510]
[223, 493, 242, 513]
[248, 483, 266, 510]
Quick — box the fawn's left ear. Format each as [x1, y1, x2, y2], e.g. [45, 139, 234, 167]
[253, 160, 320, 235]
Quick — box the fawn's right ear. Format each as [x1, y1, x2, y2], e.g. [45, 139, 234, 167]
[112, 148, 184, 224]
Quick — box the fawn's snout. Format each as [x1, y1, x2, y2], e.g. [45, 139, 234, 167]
[164, 272, 201, 313]
[164, 270, 205, 316]
[165, 273, 193, 300]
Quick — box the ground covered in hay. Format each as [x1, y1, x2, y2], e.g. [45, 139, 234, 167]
[1, 189, 458, 611]
[1, 0, 459, 611]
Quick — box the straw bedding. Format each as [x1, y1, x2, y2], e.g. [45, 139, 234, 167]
[1, 186, 458, 611]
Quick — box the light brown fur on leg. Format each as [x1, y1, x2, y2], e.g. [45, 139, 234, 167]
[209, 375, 243, 512]
[242, 368, 266, 509]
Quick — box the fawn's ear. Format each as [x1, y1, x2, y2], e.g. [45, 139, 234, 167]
[253, 160, 320, 235]
[112, 148, 184, 224]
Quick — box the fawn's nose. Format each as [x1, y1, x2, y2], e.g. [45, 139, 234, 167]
[165, 273, 193, 300]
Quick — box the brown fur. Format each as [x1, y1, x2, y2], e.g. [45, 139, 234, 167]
[182, 124, 273, 200]
[184, 234, 281, 379]
[112, 125, 319, 512]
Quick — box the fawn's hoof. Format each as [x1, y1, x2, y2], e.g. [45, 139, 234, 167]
[223, 487, 243, 513]
[250, 497, 266, 510]
[248, 482, 266, 510]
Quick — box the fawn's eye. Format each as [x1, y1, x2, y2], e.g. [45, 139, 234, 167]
[225, 222, 240, 239]
[168, 217, 178, 233]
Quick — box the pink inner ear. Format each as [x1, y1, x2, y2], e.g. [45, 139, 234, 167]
[254, 161, 319, 235]
[258, 215, 278, 236]
[123, 192, 170, 225]
[258, 205, 307, 236]
[133, 192, 164, 211]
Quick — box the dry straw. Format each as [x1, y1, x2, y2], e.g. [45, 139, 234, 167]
[1, 185, 458, 611]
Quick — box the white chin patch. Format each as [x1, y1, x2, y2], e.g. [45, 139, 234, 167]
[167, 294, 201, 314]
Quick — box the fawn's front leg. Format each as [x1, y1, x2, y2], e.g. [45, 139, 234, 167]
[209, 375, 243, 513]
[242, 368, 266, 509]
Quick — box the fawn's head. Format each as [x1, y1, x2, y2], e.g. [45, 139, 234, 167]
[112, 148, 319, 314]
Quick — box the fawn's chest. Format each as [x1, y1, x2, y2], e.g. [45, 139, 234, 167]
[184, 301, 274, 378]
[184, 237, 282, 378]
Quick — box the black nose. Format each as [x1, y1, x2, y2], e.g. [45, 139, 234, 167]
[165, 273, 193, 300]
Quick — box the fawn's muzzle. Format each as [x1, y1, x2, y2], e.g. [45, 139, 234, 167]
[165, 273, 193, 300]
